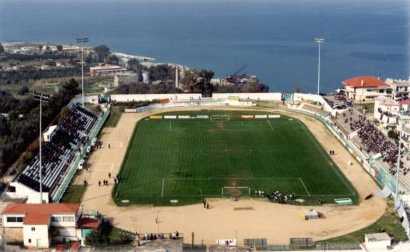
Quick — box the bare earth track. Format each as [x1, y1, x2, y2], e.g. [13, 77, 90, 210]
[79, 106, 386, 245]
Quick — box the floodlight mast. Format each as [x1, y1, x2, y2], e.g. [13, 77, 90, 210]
[395, 120, 403, 204]
[314, 37, 325, 95]
[76, 37, 89, 107]
[33, 90, 50, 203]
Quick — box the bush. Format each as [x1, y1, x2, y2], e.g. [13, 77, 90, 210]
[18, 86, 29, 95]
[388, 130, 399, 140]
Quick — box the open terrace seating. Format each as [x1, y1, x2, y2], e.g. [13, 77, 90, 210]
[335, 108, 410, 176]
[16, 103, 98, 199]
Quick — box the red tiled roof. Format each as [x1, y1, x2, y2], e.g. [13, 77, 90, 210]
[24, 213, 50, 225]
[343, 76, 388, 88]
[400, 99, 410, 105]
[2, 203, 80, 225]
[77, 217, 101, 230]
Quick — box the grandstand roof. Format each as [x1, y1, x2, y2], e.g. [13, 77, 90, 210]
[15, 104, 98, 199]
[343, 76, 388, 88]
[2, 203, 80, 225]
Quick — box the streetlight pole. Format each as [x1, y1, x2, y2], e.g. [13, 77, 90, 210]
[395, 122, 402, 204]
[76, 37, 89, 107]
[39, 92, 42, 203]
[314, 37, 324, 95]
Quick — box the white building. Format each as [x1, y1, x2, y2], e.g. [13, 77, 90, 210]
[43, 125, 57, 142]
[343, 76, 392, 103]
[385, 78, 410, 101]
[113, 72, 139, 87]
[89, 64, 127, 77]
[1, 203, 98, 248]
[374, 96, 410, 129]
[364, 233, 392, 250]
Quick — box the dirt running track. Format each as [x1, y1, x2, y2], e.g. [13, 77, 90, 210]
[79, 106, 386, 245]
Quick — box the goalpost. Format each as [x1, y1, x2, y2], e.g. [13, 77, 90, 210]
[210, 114, 231, 121]
[221, 186, 251, 198]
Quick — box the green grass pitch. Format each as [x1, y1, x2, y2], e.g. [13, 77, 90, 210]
[114, 111, 358, 205]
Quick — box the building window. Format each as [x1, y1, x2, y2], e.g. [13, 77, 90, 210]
[62, 216, 74, 222]
[31, 227, 35, 231]
[51, 216, 62, 222]
[28, 239, 31, 243]
[6, 216, 23, 223]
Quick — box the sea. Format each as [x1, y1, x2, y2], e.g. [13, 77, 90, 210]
[0, 0, 409, 92]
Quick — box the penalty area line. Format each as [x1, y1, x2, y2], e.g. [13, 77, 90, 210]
[299, 177, 311, 197]
[161, 178, 165, 198]
[266, 120, 274, 131]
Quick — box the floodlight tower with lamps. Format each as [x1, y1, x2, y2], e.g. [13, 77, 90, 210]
[395, 117, 406, 204]
[76, 37, 89, 107]
[314, 37, 325, 95]
[33, 89, 50, 204]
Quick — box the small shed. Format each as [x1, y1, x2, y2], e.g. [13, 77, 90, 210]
[364, 232, 391, 250]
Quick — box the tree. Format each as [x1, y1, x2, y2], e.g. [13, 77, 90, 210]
[105, 54, 119, 65]
[0, 43, 4, 54]
[0, 78, 80, 175]
[94, 45, 110, 62]
[56, 45, 63, 51]
[148, 64, 174, 82]
[18, 86, 29, 96]
[127, 58, 141, 72]
[388, 130, 399, 140]
[0, 117, 10, 136]
[179, 69, 214, 95]
[198, 70, 214, 97]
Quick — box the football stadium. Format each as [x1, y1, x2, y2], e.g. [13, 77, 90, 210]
[114, 111, 358, 205]
[51, 93, 395, 246]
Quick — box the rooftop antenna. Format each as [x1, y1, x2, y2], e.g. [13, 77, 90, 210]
[76, 36, 89, 107]
[314, 37, 325, 95]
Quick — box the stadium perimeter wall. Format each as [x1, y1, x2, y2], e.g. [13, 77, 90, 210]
[108, 93, 282, 103]
[110, 93, 202, 102]
[212, 92, 282, 101]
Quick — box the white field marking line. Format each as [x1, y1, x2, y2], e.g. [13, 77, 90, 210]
[164, 177, 301, 181]
[161, 178, 165, 198]
[299, 177, 311, 197]
[307, 194, 355, 197]
[266, 119, 274, 131]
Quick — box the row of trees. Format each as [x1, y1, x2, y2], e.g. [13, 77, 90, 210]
[115, 82, 181, 94]
[121, 57, 268, 95]
[0, 79, 80, 175]
[0, 52, 76, 62]
[0, 66, 82, 85]
[213, 81, 269, 93]
[114, 67, 215, 96]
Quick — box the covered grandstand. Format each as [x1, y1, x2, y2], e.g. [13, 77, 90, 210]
[5, 103, 109, 203]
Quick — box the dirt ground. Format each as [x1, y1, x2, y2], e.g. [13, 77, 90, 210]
[79, 105, 386, 245]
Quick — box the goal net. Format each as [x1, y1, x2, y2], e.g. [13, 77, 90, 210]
[221, 186, 251, 198]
